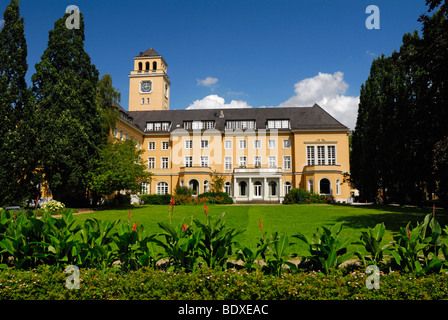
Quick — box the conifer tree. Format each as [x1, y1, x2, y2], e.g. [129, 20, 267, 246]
[0, 0, 38, 206]
[32, 10, 102, 207]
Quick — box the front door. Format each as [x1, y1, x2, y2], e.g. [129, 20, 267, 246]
[254, 181, 262, 197]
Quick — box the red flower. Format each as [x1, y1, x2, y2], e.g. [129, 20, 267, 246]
[182, 224, 189, 231]
[407, 226, 411, 240]
[132, 222, 138, 232]
[204, 203, 209, 216]
[258, 217, 263, 230]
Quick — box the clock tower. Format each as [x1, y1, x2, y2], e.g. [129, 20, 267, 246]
[128, 48, 171, 111]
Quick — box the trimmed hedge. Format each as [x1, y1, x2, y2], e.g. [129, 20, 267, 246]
[139, 194, 173, 205]
[1, 266, 447, 300]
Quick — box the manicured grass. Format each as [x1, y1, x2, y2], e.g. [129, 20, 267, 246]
[73, 204, 448, 256]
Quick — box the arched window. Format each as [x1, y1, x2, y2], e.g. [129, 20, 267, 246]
[204, 180, 210, 193]
[145, 62, 150, 71]
[239, 181, 247, 196]
[308, 179, 314, 193]
[157, 182, 169, 195]
[188, 179, 199, 195]
[269, 181, 277, 196]
[284, 181, 292, 195]
[336, 179, 340, 196]
[224, 182, 232, 195]
[153, 61, 157, 71]
[138, 62, 142, 71]
[319, 178, 331, 195]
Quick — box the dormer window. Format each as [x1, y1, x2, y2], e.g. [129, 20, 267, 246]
[267, 119, 290, 129]
[145, 121, 171, 132]
[183, 121, 215, 130]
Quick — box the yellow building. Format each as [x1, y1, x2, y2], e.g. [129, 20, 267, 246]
[116, 48, 352, 203]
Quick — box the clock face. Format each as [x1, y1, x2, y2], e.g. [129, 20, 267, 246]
[140, 81, 152, 93]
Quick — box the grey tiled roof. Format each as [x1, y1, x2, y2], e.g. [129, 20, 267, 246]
[125, 104, 348, 132]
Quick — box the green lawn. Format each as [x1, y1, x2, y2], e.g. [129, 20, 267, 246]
[73, 203, 448, 256]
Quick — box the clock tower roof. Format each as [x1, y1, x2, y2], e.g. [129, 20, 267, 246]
[137, 48, 161, 58]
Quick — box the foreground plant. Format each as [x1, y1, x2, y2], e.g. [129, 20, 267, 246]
[294, 221, 353, 274]
[354, 222, 392, 266]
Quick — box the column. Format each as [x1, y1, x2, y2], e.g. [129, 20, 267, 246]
[248, 177, 252, 201]
[263, 177, 268, 201]
[279, 176, 283, 203]
[233, 176, 237, 202]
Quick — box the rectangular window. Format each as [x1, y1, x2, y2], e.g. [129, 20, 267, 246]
[114, 128, 118, 138]
[268, 156, 276, 168]
[268, 139, 276, 149]
[183, 122, 192, 130]
[148, 141, 155, 150]
[283, 139, 291, 149]
[201, 156, 209, 167]
[224, 156, 232, 171]
[162, 122, 170, 131]
[147, 157, 155, 169]
[307, 146, 315, 165]
[239, 156, 247, 167]
[224, 140, 232, 149]
[283, 155, 291, 170]
[201, 140, 209, 149]
[267, 119, 290, 129]
[154, 122, 161, 131]
[162, 141, 169, 150]
[146, 123, 154, 131]
[184, 156, 193, 167]
[239, 140, 247, 149]
[161, 157, 169, 169]
[185, 140, 193, 149]
[253, 139, 261, 149]
[254, 156, 262, 167]
[328, 145, 336, 165]
[317, 146, 325, 165]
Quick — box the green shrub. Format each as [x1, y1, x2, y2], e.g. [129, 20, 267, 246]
[197, 192, 234, 204]
[283, 188, 326, 204]
[139, 194, 172, 205]
[1, 266, 448, 300]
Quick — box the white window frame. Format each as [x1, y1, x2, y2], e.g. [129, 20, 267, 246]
[200, 155, 209, 168]
[224, 140, 232, 150]
[184, 156, 193, 168]
[201, 139, 209, 149]
[268, 155, 276, 168]
[147, 157, 155, 169]
[283, 139, 291, 149]
[268, 139, 276, 149]
[239, 156, 247, 167]
[253, 139, 261, 149]
[161, 157, 169, 169]
[239, 139, 247, 149]
[185, 140, 193, 149]
[283, 155, 291, 170]
[157, 182, 169, 195]
[254, 155, 262, 167]
[224, 156, 232, 171]
[162, 141, 169, 150]
[148, 141, 155, 150]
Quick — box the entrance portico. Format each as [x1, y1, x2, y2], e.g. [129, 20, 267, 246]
[233, 167, 284, 202]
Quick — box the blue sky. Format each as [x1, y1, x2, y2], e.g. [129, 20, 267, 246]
[0, 0, 430, 129]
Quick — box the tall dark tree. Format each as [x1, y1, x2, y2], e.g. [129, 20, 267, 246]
[96, 74, 120, 139]
[32, 10, 102, 207]
[0, 0, 39, 206]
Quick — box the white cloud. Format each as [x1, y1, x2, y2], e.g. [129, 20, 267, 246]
[187, 72, 359, 129]
[279, 72, 359, 129]
[187, 94, 251, 110]
[0, 20, 5, 28]
[196, 77, 219, 87]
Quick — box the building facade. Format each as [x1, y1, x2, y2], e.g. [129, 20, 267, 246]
[116, 49, 352, 203]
